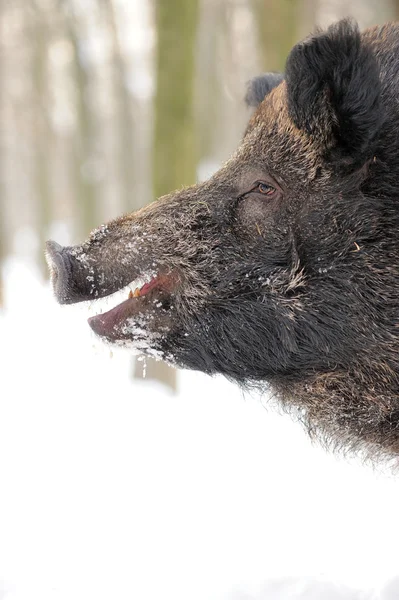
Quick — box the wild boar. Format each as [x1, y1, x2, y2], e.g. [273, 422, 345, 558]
[46, 20, 399, 460]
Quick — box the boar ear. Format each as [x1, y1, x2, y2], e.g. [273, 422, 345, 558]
[245, 73, 284, 108]
[285, 19, 383, 171]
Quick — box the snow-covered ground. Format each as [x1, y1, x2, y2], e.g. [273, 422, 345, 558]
[1, 257, 399, 600]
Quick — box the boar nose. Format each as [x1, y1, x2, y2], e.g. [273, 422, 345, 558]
[45, 240, 74, 304]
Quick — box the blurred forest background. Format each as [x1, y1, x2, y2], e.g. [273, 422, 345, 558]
[0, 0, 397, 388]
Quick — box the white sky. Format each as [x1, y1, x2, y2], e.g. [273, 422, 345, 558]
[1, 257, 399, 600]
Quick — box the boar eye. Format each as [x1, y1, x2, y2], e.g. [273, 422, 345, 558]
[238, 180, 279, 204]
[256, 182, 275, 196]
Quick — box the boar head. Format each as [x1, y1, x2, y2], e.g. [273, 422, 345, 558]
[47, 20, 399, 458]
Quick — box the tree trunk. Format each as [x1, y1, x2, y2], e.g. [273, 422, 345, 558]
[0, 0, 5, 307]
[31, 0, 53, 279]
[390, 0, 399, 19]
[253, 0, 300, 72]
[59, 0, 99, 240]
[99, 0, 138, 215]
[136, 0, 199, 392]
[153, 0, 199, 197]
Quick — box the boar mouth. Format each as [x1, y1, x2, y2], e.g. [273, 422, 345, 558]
[88, 272, 176, 344]
[45, 240, 179, 348]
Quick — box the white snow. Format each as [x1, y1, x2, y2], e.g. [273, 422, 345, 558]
[1, 256, 399, 599]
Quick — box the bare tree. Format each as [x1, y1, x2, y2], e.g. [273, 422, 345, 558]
[153, 0, 199, 197]
[253, 0, 300, 71]
[98, 0, 138, 215]
[58, 0, 99, 240]
[136, 0, 199, 390]
[30, 0, 53, 277]
[0, 0, 5, 306]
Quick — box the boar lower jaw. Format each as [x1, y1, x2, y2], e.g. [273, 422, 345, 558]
[88, 272, 175, 346]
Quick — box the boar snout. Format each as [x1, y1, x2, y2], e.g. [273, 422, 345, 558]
[45, 241, 77, 305]
[46, 240, 105, 304]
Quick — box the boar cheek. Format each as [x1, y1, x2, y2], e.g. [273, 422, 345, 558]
[235, 196, 279, 238]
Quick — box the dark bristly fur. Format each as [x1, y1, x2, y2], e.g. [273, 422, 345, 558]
[285, 19, 384, 172]
[46, 20, 399, 462]
[245, 73, 284, 107]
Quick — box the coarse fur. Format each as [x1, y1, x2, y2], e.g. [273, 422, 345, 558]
[46, 20, 399, 462]
[245, 73, 284, 108]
